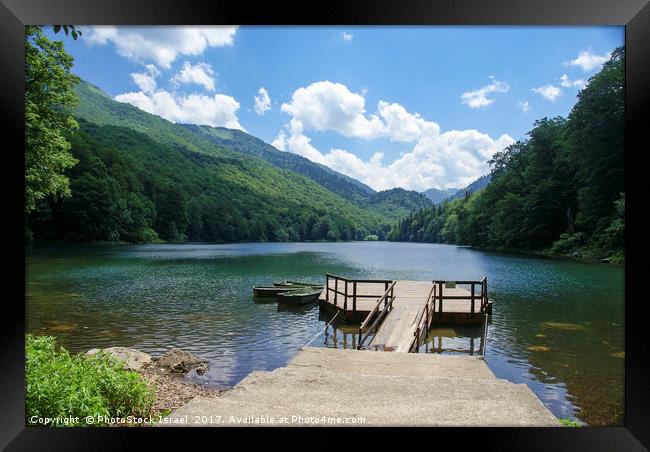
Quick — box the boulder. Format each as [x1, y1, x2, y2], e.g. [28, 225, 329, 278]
[157, 348, 208, 374]
[85, 347, 152, 371]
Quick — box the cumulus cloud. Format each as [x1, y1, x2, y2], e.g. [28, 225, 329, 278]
[341, 32, 353, 41]
[559, 74, 586, 89]
[532, 84, 562, 101]
[254, 87, 271, 115]
[565, 50, 611, 72]
[171, 61, 215, 91]
[115, 89, 244, 130]
[130, 64, 160, 94]
[281, 81, 385, 139]
[517, 101, 530, 112]
[275, 81, 514, 191]
[84, 26, 238, 68]
[461, 76, 509, 109]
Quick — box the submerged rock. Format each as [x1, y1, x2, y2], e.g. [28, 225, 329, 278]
[86, 347, 152, 371]
[540, 322, 587, 332]
[157, 348, 208, 374]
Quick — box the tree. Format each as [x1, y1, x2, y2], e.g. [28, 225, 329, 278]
[567, 46, 624, 234]
[25, 26, 80, 213]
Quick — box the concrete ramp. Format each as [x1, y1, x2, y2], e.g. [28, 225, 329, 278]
[162, 347, 559, 427]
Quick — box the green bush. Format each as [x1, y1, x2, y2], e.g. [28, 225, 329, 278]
[558, 417, 583, 427]
[364, 234, 379, 241]
[26, 335, 154, 426]
[549, 232, 586, 255]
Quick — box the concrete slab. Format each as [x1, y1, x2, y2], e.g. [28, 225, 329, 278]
[290, 347, 495, 379]
[162, 350, 558, 427]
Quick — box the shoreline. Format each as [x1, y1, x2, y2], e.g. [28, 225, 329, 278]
[136, 363, 224, 423]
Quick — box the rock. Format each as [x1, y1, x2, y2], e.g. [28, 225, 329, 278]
[85, 347, 152, 371]
[157, 348, 208, 374]
[600, 258, 611, 263]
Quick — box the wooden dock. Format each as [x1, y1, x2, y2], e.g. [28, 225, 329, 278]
[318, 274, 491, 353]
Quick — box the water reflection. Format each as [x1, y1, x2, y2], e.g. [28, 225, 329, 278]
[418, 325, 485, 355]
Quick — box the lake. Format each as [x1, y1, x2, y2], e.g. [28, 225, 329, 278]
[25, 241, 624, 426]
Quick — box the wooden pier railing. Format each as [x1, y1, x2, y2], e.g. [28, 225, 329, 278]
[410, 283, 437, 352]
[356, 281, 396, 349]
[433, 277, 488, 316]
[325, 273, 393, 313]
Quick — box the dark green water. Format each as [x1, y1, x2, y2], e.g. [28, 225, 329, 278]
[25, 242, 624, 426]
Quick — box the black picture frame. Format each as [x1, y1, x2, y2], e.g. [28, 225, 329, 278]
[2, 0, 648, 449]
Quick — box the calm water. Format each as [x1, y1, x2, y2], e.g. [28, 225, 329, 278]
[25, 242, 624, 426]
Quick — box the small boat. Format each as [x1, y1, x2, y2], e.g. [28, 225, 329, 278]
[273, 280, 322, 288]
[253, 286, 303, 298]
[276, 287, 322, 305]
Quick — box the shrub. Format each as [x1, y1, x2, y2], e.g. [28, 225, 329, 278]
[558, 417, 583, 427]
[26, 335, 154, 426]
[549, 232, 586, 255]
[364, 234, 379, 241]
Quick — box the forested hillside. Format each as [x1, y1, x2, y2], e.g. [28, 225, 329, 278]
[181, 124, 375, 203]
[28, 120, 389, 243]
[389, 47, 625, 261]
[366, 188, 432, 221]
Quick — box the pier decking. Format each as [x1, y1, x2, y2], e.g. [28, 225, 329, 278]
[318, 274, 490, 352]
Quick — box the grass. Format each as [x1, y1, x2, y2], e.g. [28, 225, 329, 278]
[26, 334, 155, 427]
[558, 417, 584, 427]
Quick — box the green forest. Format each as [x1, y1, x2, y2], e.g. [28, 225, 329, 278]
[389, 47, 625, 262]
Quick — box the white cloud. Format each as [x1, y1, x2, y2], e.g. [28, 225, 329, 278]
[517, 101, 530, 112]
[377, 101, 440, 142]
[341, 32, 353, 41]
[281, 81, 385, 140]
[559, 74, 586, 89]
[171, 61, 215, 91]
[461, 76, 509, 109]
[565, 50, 611, 72]
[276, 81, 514, 191]
[130, 64, 160, 94]
[532, 84, 562, 102]
[114, 89, 244, 130]
[84, 26, 238, 68]
[254, 87, 271, 115]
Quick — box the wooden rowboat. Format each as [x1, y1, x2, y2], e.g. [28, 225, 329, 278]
[276, 287, 322, 305]
[253, 286, 302, 298]
[273, 280, 322, 288]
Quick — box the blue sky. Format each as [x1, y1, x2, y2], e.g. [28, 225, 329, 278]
[49, 26, 623, 191]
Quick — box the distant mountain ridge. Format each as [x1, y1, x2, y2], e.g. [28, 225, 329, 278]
[422, 187, 459, 204]
[446, 174, 491, 202]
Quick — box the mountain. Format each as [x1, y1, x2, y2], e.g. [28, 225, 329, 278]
[180, 124, 375, 203]
[71, 80, 427, 223]
[27, 79, 431, 244]
[366, 188, 432, 220]
[422, 187, 459, 204]
[446, 174, 491, 201]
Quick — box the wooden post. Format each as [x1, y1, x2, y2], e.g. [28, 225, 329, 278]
[326, 274, 329, 302]
[344, 280, 348, 311]
[439, 282, 444, 316]
[471, 283, 475, 315]
[483, 276, 488, 312]
[353, 281, 357, 312]
[334, 277, 338, 306]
